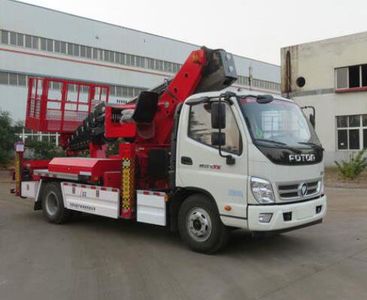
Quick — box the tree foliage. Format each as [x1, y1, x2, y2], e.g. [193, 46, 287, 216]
[25, 140, 65, 159]
[0, 110, 70, 167]
[335, 149, 367, 180]
[0, 111, 17, 167]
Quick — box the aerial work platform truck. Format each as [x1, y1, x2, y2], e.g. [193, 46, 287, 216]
[14, 47, 326, 253]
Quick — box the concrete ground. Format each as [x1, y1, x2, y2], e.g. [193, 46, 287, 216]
[0, 178, 366, 300]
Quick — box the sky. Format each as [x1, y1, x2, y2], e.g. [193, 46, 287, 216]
[19, 0, 367, 65]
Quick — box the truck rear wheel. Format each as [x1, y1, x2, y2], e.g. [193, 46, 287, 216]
[178, 194, 228, 254]
[42, 182, 71, 224]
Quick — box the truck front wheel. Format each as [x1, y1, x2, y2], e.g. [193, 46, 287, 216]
[42, 182, 71, 224]
[178, 194, 228, 253]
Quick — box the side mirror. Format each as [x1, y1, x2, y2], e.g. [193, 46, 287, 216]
[309, 114, 315, 128]
[211, 102, 226, 129]
[211, 132, 226, 146]
[301, 106, 316, 128]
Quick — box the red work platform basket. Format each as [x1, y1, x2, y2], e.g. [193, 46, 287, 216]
[25, 77, 109, 133]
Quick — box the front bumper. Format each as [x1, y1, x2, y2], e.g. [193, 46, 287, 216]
[248, 195, 327, 232]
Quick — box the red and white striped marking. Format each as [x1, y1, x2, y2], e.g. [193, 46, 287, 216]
[137, 190, 167, 197]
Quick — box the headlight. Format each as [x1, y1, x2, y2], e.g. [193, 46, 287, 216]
[250, 177, 275, 204]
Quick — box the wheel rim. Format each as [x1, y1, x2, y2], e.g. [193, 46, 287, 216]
[45, 191, 58, 216]
[186, 207, 212, 242]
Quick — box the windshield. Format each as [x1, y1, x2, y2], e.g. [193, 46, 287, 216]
[238, 96, 320, 147]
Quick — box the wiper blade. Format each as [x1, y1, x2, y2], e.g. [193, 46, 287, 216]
[298, 142, 324, 151]
[254, 139, 287, 146]
[255, 139, 302, 153]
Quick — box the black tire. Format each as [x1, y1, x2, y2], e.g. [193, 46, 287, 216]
[42, 182, 71, 224]
[178, 194, 228, 254]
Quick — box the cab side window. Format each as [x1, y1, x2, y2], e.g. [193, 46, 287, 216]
[188, 102, 242, 155]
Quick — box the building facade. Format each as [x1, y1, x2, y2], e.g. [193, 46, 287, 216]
[281, 32, 367, 166]
[0, 0, 280, 129]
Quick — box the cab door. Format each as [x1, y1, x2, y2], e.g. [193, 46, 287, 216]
[176, 101, 248, 227]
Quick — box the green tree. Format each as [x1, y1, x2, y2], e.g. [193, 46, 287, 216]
[0, 111, 17, 167]
[25, 140, 65, 159]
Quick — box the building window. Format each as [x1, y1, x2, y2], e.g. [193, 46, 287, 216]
[40, 38, 47, 50]
[1, 30, 9, 44]
[0, 71, 28, 87]
[115, 86, 122, 97]
[0, 72, 9, 84]
[155, 60, 163, 71]
[349, 66, 359, 88]
[68, 43, 78, 56]
[32, 36, 39, 50]
[116, 52, 125, 64]
[47, 39, 53, 51]
[60, 41, 66, 54]
[103, 50, 110, 62]
[9, 73, 18, 85]
[80, 46, 87, 57]
[136, 56, 145, 68]
[108, 51, 114, 63]
[73, 44, 80, 56]
[25, 35, 32, 48]
[147, 58, 154, 70]
[107, 51, 115, 63]
[67, 43, 73, 56]
[127, 87, 134, 97]
[55, 41, 66, 54]
[41, 38, 53, 52]
[335, 65, 367, 90]
[164, 61, 170, 72]
[86, 47, 92, 59]
[126, 54, 135, 66]
[109, 85, 116, 96]
[17, 33, 24, 47]
[80, 46, 92, 58]
[25, 35, 40, 49]
[10, 31, 17, 45]
[336, 115, 367, 150]
[18, 74, 27, 86]
[92, 48, 100, 60]
[337, 130, 348, 150]
[115, 52, 121, 64]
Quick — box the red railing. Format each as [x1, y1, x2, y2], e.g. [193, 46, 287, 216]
[25, 77, 109, 133]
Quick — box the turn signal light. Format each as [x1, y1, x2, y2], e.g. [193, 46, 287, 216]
[224, 205, 232, 211]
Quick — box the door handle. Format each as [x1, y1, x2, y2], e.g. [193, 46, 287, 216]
[181, 156, 193, 165]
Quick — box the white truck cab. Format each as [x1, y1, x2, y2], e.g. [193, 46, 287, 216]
[175, 89, 326, 248]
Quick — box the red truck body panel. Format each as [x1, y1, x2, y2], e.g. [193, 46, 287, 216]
[48, 157, 121, 179]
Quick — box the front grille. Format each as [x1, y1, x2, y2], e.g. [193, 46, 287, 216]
[277, 179, 321, 202]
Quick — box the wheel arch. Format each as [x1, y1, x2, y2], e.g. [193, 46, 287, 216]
[168, 187, 219, 232]
[34, 179, 64, 210]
